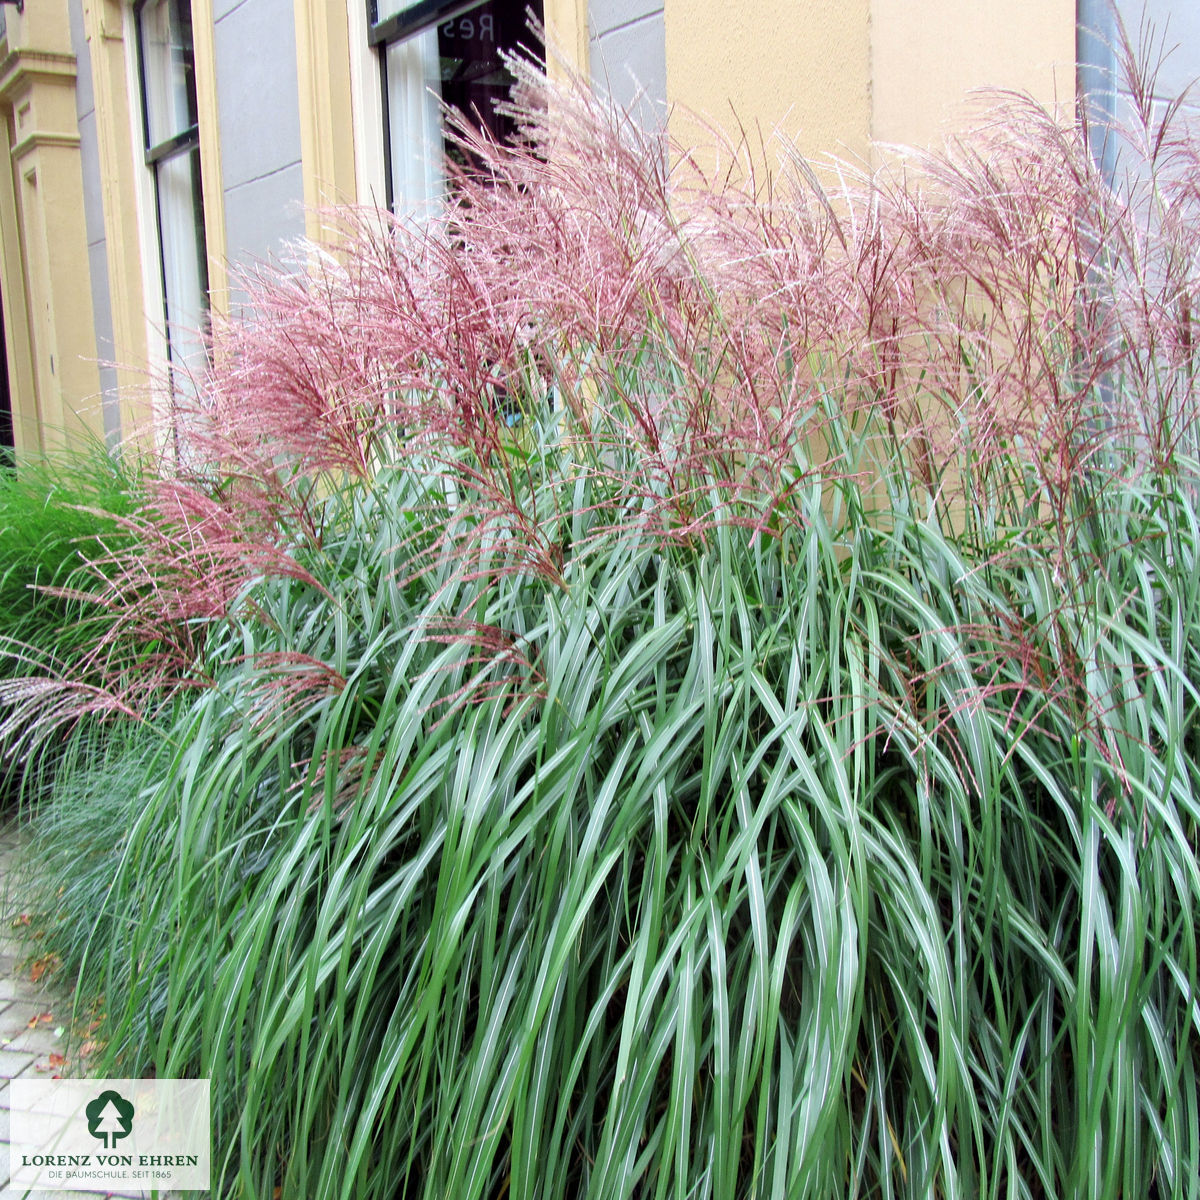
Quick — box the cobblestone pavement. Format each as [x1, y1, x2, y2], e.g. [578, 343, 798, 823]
[0, 820, 176, 1200]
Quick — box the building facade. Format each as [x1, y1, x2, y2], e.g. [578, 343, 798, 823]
[0, 0, 1192, 458]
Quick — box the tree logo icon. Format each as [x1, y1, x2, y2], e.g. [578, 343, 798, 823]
[85, 1089, 135, 1149]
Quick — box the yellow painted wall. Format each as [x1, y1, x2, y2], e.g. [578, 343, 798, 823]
[544, 0, 589, 83]
[664, 0, 873, 165]
[295, 0, 358, 243]
[0, 1, 105, 454]
[663, 0, 1075, 167]
[871, 0, 1076, 146]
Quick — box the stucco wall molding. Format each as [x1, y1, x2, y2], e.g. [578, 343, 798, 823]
[10, 130, 82, 159]
[0, 49, 78, 99]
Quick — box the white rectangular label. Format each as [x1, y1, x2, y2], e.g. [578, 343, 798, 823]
[10, 1078, 210, 1191]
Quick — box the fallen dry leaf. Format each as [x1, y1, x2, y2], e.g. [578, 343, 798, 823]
[29, 953, 61, 984]
[36, 1052, 66, 1072]
[26, 1012, 53, 1029]
[10, 913, 30, 928]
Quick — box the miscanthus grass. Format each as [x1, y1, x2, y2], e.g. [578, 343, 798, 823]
[16, 52, 1200, 1200]
[0, 445, 144, 801]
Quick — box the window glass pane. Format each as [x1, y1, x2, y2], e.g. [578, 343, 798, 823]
[435, 0, 531, 151]
[139, 0, 198, 149]
[156, 148, 209, 375]
[385, 0, 540, 214]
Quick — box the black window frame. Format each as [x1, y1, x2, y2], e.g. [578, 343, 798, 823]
[367, 0, 486, 47]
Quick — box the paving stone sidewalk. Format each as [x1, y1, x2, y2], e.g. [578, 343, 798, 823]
[0, 820, 174, 1200]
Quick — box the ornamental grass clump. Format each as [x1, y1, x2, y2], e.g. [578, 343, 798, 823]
[18, 57, 1200, 1199]
[0, 446, 145, 799]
